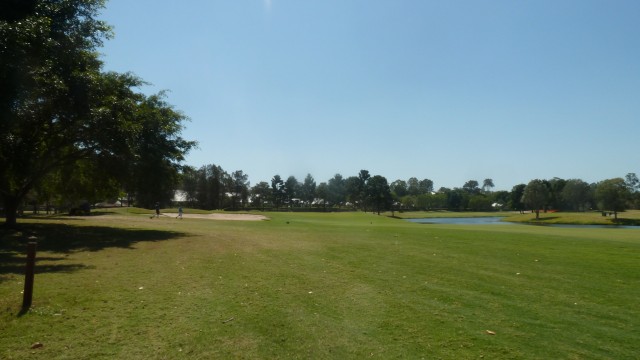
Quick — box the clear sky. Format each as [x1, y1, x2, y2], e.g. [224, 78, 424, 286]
[98, 0, 639, 191]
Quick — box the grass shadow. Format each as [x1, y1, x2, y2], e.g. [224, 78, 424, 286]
[17, 211, 123, 221]
[521, 216, 560, 224]
[612, 218, 640, 226]
[0, 222, 187, 280]
[535, 216, 560, 221]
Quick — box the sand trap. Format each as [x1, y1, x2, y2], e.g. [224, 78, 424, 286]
[164, 213, 268, 221]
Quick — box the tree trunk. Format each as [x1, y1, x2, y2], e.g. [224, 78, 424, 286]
[2, 194, 20, 228]
[535, 209, 540, 219]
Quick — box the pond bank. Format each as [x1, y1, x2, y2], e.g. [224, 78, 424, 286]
[405, 216, 640, 229]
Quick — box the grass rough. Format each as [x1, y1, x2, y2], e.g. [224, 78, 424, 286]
[1, 211, 639, 359]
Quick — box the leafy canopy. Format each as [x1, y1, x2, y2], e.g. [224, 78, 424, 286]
[0, 0, 195, 226]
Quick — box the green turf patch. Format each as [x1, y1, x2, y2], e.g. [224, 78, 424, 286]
[503, 210, 640, 226]
[1, 212, 638, 358]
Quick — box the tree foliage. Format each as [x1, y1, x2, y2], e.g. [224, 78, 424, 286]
[390, 180, 408, 198]
[327, 174, 346, 207]
[315, 182, 329, 209]
[181, 164, 227, 210]
[230, 170, 250, 210]
[271, 175, 285, 209]
[419, 179, 434, 194]
[284, 176, 299, 204]
[595, 178, 629, 219]
[624, 173, 639, 192]
[561, 179, 592, 211]
[300, 174, 316, 204]
[0, 0, 194, 226]
[482, 178, 494, 193]
[250, 181, 270, 210]
[522, 179, 549, 219]
[366, 175, 392, 215]
[125, 91, 195, 208]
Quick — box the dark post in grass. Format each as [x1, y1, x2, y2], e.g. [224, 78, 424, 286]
[22, 237, 37, 310]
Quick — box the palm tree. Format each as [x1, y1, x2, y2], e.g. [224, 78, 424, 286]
[482, 178, 495, 193]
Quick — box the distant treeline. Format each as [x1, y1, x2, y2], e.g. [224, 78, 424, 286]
[177, 165, 640, 215]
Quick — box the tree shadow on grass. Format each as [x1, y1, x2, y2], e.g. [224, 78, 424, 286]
[0, 222, 187, 280]
[536, 216, 560, 221]
[612, 218, 640, 226]
[522, 216, 560, 224]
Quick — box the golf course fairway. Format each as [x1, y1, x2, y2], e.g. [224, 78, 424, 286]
[1, 210, 638, 359]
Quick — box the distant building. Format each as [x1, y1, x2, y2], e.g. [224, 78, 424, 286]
[173, 190, 187, 204]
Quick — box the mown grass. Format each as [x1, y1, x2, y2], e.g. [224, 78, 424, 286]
[503, 210, 640, 226]
[388, 211, 508, 219]
[384, 210, 510, 219]
[390, 209, 640, 226]
[1, 211, 639, 359]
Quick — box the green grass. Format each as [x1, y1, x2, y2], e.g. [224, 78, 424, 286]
[389, 209, 640, 226]
[1, 212, 639, 359]
[503, 210, 640, 226]
[388, 211, 508, 219]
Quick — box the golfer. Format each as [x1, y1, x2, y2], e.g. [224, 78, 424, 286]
[155, 202, 160, 218]
[177, 206, 183, 219]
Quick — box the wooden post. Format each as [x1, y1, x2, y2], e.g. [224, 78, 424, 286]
[22, 239, 37, 310]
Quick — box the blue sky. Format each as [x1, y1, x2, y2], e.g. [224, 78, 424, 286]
[99, 0, 639, 190]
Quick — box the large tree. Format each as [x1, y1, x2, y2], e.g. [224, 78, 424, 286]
[0, 0, 194, 226]
[561, 179, 592, 211]
[419, 178, 434, 194]
[595, 178, 630, 220]
[229, 170, 250, 210]
[271, 175, 285, 209]
[462, 180, 481, 195]
[315, 182, 329, 209]
[390, 180, 408, 198]
[547, 177, 567, 210]
[510, 184, 526, 212]
[284, 176, 300, 205]
[482, 178, 495, 193]
[625, 173, 640, 209]
[624, 173, 639, 192]
[407, 177, 421, 196]
[125, 91, 195, 208]
[180, 166, 199, 207]
[1, 0, 109, 226]
[344, 176, 363, 209]
[327, 173, 346, 207]
[190, 164, 228, 210]
[357, 170, 371, 211]
[522, 179, 549, 219]
[366, 175, 392, 215]
[299, 174, 316, 205]
[446, 188, 467, 210]
[250, 181, 270, 210]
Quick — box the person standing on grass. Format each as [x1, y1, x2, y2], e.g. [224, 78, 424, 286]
[177, 206, 183, 219]
[155, 202, 160, 218]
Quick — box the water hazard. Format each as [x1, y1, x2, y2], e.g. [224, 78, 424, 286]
[405, 217, 639, 229]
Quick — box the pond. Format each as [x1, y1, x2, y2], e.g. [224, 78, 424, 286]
[405, 217, 639, 229]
